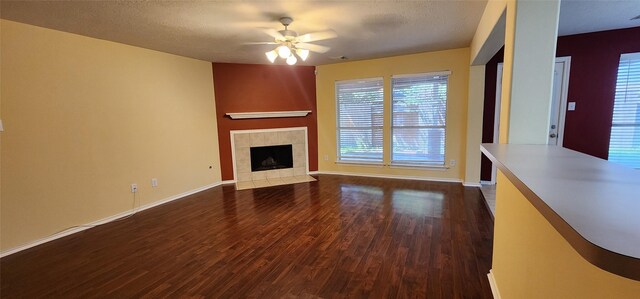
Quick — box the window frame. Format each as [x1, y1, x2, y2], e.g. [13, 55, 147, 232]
[390, 71, 450, 167]
[608, 52, 640, 169]
[335, 77, 385, 164]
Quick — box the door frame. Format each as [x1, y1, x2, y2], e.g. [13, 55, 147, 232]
[554, 56, 571, 147]
[490, 63, 504, 185]
[489, 56, 571, 183]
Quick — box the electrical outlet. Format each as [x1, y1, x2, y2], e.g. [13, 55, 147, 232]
[131, 183, 138, 193]
[151, 178, 158, 187]
[324, 155, 328, 161]
[450, 159, 456, 167]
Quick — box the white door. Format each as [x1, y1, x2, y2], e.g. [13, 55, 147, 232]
[490, 57, 571, 183]
[548, 58, 571, 145]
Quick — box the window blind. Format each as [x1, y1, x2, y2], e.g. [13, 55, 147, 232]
[391, 72, 449, 165]
[336, 78, 384, 162]
[609, 52, 640, 169]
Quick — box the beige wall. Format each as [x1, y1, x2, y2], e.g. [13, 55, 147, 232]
[316, 48, 470, 181]
[469, 0, 507, 65]
[501, 0, 560, 144]
[464, 65, 485, 184]
[0, 20, 221, 251]
[493, 171, 640, 298]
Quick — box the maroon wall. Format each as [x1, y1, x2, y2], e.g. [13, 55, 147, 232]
[556, 27, 640, 159]
[481, 48, 504, 181]
[212, 63, 318, 181]
[480, 27, 640, 181]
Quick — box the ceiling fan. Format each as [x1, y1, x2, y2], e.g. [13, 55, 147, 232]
[249, 17, 337, 65]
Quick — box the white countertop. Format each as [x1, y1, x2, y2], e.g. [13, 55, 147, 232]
[481, 144, 640, 279]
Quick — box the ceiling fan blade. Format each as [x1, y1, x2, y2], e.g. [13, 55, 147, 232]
[296, 42, 331, 53]
[296, 30, 338, 43]
[243, 42, 280, 45]
[262, 28, 285, 41]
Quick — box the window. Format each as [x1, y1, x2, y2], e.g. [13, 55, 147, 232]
[609, 53, 640, 169]
[391, 72, 449, 166]
[336, 78, 384, 163]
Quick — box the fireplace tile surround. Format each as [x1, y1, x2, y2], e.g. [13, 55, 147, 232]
[231, 127, 315, 190]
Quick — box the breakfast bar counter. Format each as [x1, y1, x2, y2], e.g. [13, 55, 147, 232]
[480, 144, 640, 298]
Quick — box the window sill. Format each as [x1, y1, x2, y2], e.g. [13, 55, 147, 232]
[333, 161, 450, 170]
[389, 163, 449, 170]
[335, 160, 384, 167]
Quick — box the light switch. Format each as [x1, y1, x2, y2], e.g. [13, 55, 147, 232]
[568, 102, 576, 111]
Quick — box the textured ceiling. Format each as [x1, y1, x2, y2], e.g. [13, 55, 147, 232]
[0, 0, 487, 65]
[558, 0, 640, 36]
[1, 1, 639, 66]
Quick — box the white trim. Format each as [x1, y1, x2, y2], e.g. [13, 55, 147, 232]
[492, 63, 504, 184]
[392, 70, 452, 78]
[221, 180, 236, 185]
[480, 180, 495, 185]
[487, 270, 502, 299]
[463, 182, 482, 187]
[0, 182, 223, 258]
[316, 170, 462, 184]
[555, 56, 571, 148]
[226, 110, 311, 120]
[308, 171, 319, 175]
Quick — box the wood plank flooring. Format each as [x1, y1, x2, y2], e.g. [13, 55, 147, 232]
[0, 175, 494, 298]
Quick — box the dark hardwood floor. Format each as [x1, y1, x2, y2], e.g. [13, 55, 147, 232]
[1, 175, 494, 298]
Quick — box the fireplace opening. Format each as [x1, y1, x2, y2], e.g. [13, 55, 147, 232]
[250, 144, 293, 172]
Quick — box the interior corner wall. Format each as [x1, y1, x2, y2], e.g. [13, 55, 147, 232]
[212, 63, 318, 181]
[480, 27, 640, 180]
[1, 20, 221, 251]
[316, 48, 470, 181]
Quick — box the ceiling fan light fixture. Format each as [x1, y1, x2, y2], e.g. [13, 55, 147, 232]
[265, 50, 278, 63]
[286, 54, 298, 65]
[296, 48, 309, 61]
[253, 17, 336, 65]
[277, 45, 291, 58]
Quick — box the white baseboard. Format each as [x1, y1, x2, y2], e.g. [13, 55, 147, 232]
[463, 182, 482, 187]
[487, 269, 501, 299]
[308, 171, 319, 175]
[481, 180, 496, 185]
[221, 180, 236, 185]
[0, 181, 223, 258]
[316, 171, 462, 184]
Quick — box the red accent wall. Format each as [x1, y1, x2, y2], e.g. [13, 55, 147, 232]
[212, 63, 318, 181]
[480, 27, 640, 181]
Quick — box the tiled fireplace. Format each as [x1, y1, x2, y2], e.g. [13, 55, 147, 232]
[231, 127, 315, 189]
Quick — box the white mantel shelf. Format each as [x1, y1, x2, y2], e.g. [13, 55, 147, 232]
[226, 110, 311, 120]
